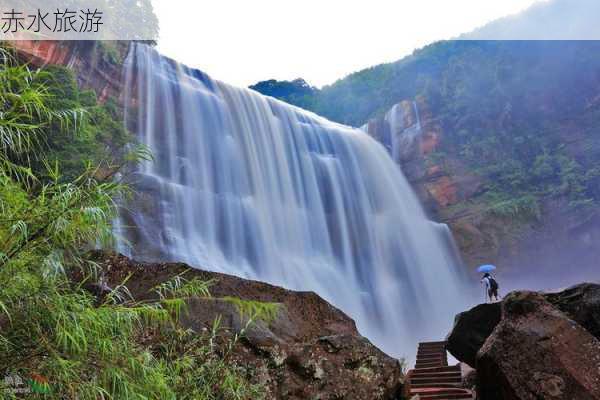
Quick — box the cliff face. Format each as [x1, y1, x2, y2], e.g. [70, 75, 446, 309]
[362, 98, 500, 268]
[362, 98, 481, 215]
[11, 40, 126, 102]
[364, 95, 600, 278]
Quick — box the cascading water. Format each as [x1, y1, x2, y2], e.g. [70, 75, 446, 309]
[361, 100, 422, 164]
[117, 43, 470, 358]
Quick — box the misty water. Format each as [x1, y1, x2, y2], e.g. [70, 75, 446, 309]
[116, 43, 474, 359]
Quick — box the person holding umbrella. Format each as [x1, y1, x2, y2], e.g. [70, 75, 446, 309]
[478, 264, 500, 302]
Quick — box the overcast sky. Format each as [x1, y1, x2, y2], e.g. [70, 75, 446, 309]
[153, 0, 544, 88]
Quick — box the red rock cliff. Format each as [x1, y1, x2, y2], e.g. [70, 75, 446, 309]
[10, 40, 126, 102]
[362, 98, 480, 214]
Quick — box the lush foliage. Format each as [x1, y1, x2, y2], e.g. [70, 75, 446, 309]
[0, 48, 266, 399]
[249, 78, 317, 106]
[252, 41, 600, 218]
[29, 64, 132, 182]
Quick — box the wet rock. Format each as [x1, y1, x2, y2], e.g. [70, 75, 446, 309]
[462, 368, 477, 391]
[12, 40, 125, 102]
[546, 283, 600, 340]
[447, 284, 600, 398]
[447, 283, 600, 370]
[476, 291, 600, 400]
[446, 302, 501, 367]
[362, 98, 481, 215]
[93, 252, 404, 399]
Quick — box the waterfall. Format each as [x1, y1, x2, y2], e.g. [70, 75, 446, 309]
[117, 43, 469, 358]
[386, 100, 422, 163]
[360, 100, 422, 165]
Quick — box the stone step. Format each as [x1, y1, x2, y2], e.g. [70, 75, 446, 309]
[415, 361, 447, 368]
[418, 345, 447, 351]
[416, 360, 445, 366]
[409, 382, 462, 389]
[411, 371, 462, 379]
[418, 394, 472, 400]
[418, 346, 447, 352]
[415, 363, 445, 369]
[411, 365, 462, 374]
[417, 351, 446, 359]
[410, 372, 462, 381]
[419, 341, 447, 345]
[417, 349, 446, 357]
[411, 341, 472, 399]
[417, 355, 446, 362]
[416, 357, 446, 363]
[413, 369, 459, 373]
[411, 376, 462, 385]
[411, 387, 471, 394]
[411, 388, 472, 400]
[410, 377, 462, 385]
[417, 347, 447, 353]
[415, 360, 445, 367]
[419, 341, 448, 346]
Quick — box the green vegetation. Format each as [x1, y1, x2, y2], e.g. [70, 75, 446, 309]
[253, 41, 600, 220]
[222, 297, 280, 324]
[249, 78, 317, 106]
[0, 47, 266, 399]
[25, 64, 132, 182]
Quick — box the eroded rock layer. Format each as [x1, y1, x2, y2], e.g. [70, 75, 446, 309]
[92, 252, 405, 400]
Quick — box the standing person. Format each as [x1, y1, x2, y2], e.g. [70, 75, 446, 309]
[481, 272, 500, 302]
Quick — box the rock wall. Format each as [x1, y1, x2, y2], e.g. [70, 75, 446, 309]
[92, 252, 405, 400]
[362, 98, 481, 216]
[364, 97, 600, 280]
[10, 40, 126, 102]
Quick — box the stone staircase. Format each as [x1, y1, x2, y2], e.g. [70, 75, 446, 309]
[407, 341, 473, 400]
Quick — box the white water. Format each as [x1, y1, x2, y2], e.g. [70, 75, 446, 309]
[117, 44, 469, 358]
[361, 100, 422, 164]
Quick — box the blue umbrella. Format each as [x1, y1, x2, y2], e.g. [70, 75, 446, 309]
[477, 264, 496, 273]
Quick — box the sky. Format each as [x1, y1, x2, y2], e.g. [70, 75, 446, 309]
[153, 0, 545, 88]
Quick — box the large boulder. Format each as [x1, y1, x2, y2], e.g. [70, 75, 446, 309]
[546, 283, 600, 340]
[447, 283, 600, 369]
[93, 252, 404, 400]
[446, 302, 501, 367]
[476, 291, 600, 400]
